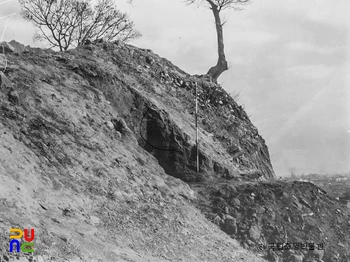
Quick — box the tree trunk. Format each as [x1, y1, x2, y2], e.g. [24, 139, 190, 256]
[206, 1, 228, 81]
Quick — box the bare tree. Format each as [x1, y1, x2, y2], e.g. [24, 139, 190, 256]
[19, 0, 141, 51]
[186, 0, 251, 81]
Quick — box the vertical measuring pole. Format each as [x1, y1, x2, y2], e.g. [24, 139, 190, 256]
[195, 82, 199, 173]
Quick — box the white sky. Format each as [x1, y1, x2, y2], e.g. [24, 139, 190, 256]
[1, 0, 350, 177]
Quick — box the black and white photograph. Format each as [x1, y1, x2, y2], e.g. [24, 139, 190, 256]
[0, 0, 349, 261]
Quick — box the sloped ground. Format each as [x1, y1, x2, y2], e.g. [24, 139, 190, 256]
[52, 40, 275, 182]
[1, 40, 349, 262]
[191, 179, 350, 261]
[0, 41, 268, 261]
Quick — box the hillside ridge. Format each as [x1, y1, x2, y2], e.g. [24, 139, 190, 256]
[1, 40, 349, 262]
[0, 39, 271, 262]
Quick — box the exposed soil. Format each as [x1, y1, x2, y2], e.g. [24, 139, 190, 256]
[0, 40, 348, 262]
[0, 40, 270, 261]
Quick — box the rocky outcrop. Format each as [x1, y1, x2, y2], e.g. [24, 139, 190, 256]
[0, 40, 32, 54]
[0, 41, 14, 53]
[3, 40, 348, 262]
[0, 40, 272, 262]
[0, 48, 253, 262]
[195, 180, 350, 261]
[0, 72, 13, 89]
[69, 40, 275, 181]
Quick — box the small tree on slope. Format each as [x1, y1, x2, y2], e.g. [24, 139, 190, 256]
[186, 0, 251, 81]
[19, 0, 141, 51]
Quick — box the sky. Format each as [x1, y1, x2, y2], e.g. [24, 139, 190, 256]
[1, 0, 349, 177]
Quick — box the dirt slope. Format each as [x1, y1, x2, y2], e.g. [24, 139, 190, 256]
[191, 179, 350, 261]
[0, 41, 269, 261]
[1, 40, 349, 262]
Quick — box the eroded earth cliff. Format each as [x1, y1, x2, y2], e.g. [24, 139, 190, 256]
[0, 40, 349, 262]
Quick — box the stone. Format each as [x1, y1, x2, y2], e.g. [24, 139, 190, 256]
[224, 216, 237, 234]
[224, 206, 229, 214]
[241, 169, 263, 181]
[307, 248, 324, 260]
[115, 131, 122, 139]
[292, 196, 303, 210]
[248, 224, 261, 241]
[90, 215, 100, 225]
[224, 170, 238, 179]
[299, 197, 312, 209]
[106, 120, 114, 129]
[23, 45, 31, 53]
[256, 206, 265, 214]
[230, 198, 240, 207]
[284, 214, 291, 223]
[213, 215, 224, 226]
[36, 256, 45, 262]
[0, 41, 14, 53]
[213, 161, 226, 174]
[0, 72, 13, 89]
[246, 239, 255, 246]
[111, 117, 132, 135]
[224, 214, 235, 221]
[8, 40, 28, 53]
[8, 89, 19, 104]
[145, 56, 153, 64]
[242, 242, 249, 249]
[288, 254, 304, 262]
[268, 210, 276, 221]
[337, 242, 345, 247]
